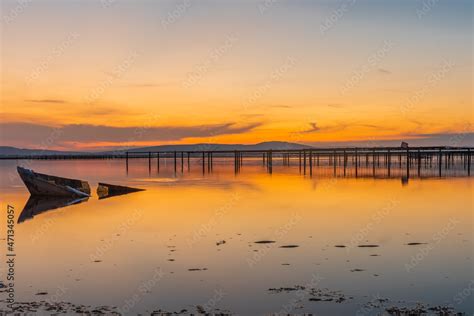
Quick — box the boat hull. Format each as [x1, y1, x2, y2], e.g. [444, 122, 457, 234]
[97, 182, 144, 199]
[17, 167, 90, 197]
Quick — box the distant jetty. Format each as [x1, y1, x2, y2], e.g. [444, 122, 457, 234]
[4, 146, 472, 178]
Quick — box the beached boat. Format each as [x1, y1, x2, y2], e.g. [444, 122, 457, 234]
[17, 166, 91, 197]
[97, 182, 145, 199]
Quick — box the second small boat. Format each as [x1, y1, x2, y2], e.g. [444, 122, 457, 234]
[97, 183, 145, 199]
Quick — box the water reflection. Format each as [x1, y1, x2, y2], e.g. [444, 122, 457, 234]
[18, 195, 88, 223]
[0, 159, 472, 315]
[97, 182, 145, 200]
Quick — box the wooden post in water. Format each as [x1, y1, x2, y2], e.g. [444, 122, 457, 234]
[372, 149, 376, 169]
[148, 152, 151, 174]
[355, 149, 358, 178]
[202, 152, 205, 174]
[269, 150, 273, 174]
[468, 149, 471, 176]
[309, 151, 313, 176]
[172, 151, 176, 173]
[126, 152, 129, 173]
[417, 149, 421, 177]
[303, 150, 307, 175]
[187, 152, 190, 171]
[157, 152, 160, 173]
[387, 149, 391, 177]
[444, 150, 448, 169]
[406, 148, 410, 179]
[343, 150, 347, 177]
[438, 148, 442, 177]
[299, 151, 302, 173]
[263, 152, 266, 166]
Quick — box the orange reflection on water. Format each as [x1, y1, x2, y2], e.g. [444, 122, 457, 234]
[1, 160, 472, 314]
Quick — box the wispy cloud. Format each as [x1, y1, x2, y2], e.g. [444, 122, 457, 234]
[0, 122, 262, 148]
[125, 82, 177, 88]
[303, 121, 387, 134]
[268, 104, 293, 109]
[377, 68, 392, 75]
[302, 122, 321, 133]
[241, 113, 265, 118]
[25, 99, 67, 104]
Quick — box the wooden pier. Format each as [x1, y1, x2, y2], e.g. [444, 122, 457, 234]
[122, 146, 472, 177]
[3, 146, 472, 178]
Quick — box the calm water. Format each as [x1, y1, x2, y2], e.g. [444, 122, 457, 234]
[0, 159, 473, 315]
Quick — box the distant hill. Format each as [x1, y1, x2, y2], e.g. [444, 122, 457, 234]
[0, 146, 81, 156]
[119, 141, 312, 153]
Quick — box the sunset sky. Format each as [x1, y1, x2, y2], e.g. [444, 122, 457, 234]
[1, 0, 472, 151]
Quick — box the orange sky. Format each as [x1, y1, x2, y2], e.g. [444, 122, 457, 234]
[1, 0, 472, 150]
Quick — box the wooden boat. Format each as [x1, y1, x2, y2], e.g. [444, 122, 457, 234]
[97, 182, 145, 199]
[17, 166, 91, 197]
